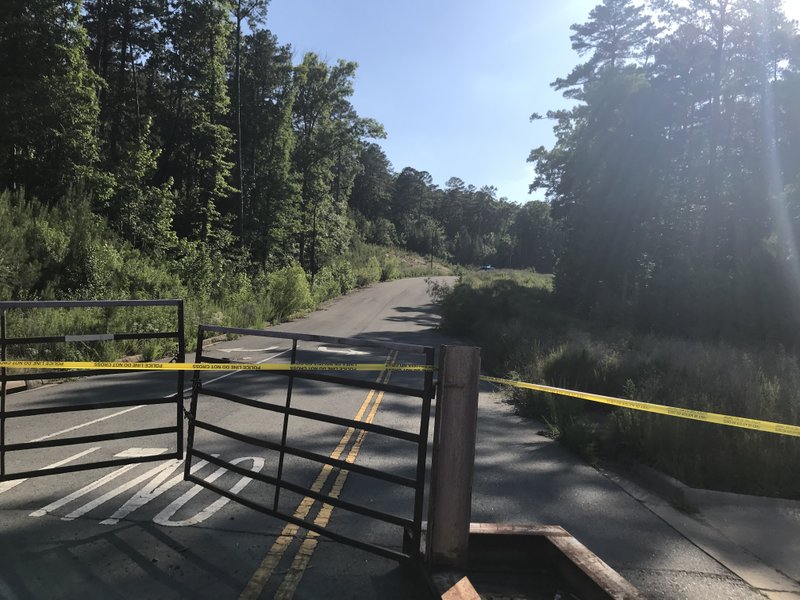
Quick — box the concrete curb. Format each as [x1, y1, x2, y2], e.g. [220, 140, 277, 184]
[629, 462, 800, 511]
[4, 379, 44, 395]
[602, 461, 800, 599]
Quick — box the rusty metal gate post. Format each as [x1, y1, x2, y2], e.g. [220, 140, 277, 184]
[427, 345, 481, 568]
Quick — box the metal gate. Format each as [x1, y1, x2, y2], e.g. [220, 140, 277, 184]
[0, 299, 185, 481]
[185, 325, 436, 563]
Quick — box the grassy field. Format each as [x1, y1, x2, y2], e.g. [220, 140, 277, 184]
[434, 270, 800, 499]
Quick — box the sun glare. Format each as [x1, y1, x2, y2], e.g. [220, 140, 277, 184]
[783, 0, 800, 23]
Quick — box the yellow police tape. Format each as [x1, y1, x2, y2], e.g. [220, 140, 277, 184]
[2, 360, 799, 438]
[0, 360, 430, 373]
[480, 375, 800, 438]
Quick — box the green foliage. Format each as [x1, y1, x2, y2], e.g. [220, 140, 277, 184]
[0, 0, 104, 202]
[331, 261, 357, 294]
[532, 0, 800, 344]
[380, 255, 400, 281]
[267, 264, 312, 322]
[438, 273, 800, 498]
[291, 53, 384, 277]
[1, 0, 550, 342]
[236, 29, 299, 266]
[355, 256, 381, 287]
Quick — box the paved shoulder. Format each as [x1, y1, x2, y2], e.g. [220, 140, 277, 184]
[470, 391, 766, 600]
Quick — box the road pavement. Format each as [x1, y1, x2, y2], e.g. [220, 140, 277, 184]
[0, 277, 782, 599]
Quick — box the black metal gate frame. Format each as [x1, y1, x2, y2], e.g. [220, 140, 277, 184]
[0, 299, 185, 481]
[185, 325, 436, 563]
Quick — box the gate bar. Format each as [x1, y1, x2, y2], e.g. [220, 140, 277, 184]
[2, 395, 177, 418]
[198, 324, 430, 354]
[1, 309, 6, 477]
[0, 299, 184, 482]
[192, 449, 414, 528]
[225, 369, 429, 399]
[201, 387, 420, 443]
[2, 331, 180, 345]
[273, 339, 297, 511]
[409, 346, 436, 559]
[193, 419, 417, 488]
[6, 426, 176, 452]
[187, 475, 411, 563]
[0, 299, 183, 309]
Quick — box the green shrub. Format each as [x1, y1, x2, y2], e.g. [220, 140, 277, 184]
[332, 261, 356, 293]
[268, 264, 312, 322]
[355, 256, 381, 287]
[380, 255, 400, 281]
[311, 266, 341, 304]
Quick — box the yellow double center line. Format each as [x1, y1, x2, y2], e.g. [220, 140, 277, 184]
[239, 351, 397, 600]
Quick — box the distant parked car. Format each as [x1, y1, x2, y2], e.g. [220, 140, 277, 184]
[480, 265, 493, 271]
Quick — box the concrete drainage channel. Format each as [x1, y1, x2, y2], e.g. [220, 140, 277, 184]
[422, 523, 643, 599]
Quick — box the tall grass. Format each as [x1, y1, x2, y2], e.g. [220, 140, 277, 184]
[436, 271, 800, 498]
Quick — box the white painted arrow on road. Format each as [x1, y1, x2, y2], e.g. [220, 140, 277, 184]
[317, 346, 368, 356]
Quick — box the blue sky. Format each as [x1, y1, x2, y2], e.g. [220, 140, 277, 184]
[265, 0, 800, 204]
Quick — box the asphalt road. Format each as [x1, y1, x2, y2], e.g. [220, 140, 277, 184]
[0, 277, 765, 599]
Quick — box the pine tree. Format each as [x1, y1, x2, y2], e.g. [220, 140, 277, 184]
[553, 0, 657, 98]
[238, 29, 298, 266]
[157, 0, 235, 244]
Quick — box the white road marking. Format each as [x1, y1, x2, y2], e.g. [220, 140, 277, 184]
[154, 456, 265, 527]
[0, 447, 100, 495]
[218, 346, 279, 353]
[101, 456, 217, 525]
[21, 351, 288, 447]
[62, 459, 181, 521]
[58, 448, 170, 521]
[30, 464, 138, 517]
[29, 406, 142, 443]
[29, 448, 168, 518]
[114, 447, 169, 458]
[317, 345, 368, 356]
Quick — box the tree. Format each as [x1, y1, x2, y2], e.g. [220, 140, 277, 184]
[534, 0, 800, 340]
[0, 0, 103, 202]
[553, 0, 657, 98]
[156, 0, 235, 244]
[237, 28, 297, 266]
[509, 201, 559, 272]
[230, 0, 269, 246]
[82, 0, 176, 252]
[349, 143, 396, 244]
[291, 53, 383, 276]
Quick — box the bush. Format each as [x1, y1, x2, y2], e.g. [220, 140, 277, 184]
[268, 264, 312, 322]
[311, 266, 341, 304]
[355, 256, 381, 287]
[380, 255, 400, 281]
[332, 261, 356, 294]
